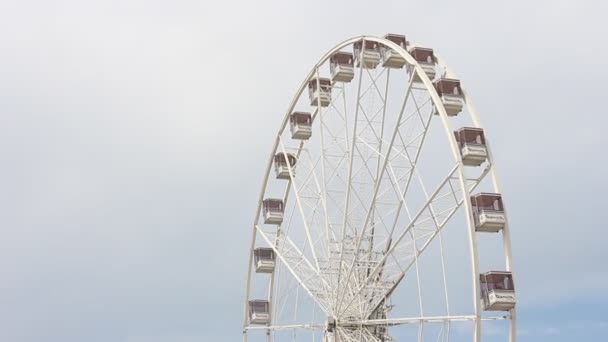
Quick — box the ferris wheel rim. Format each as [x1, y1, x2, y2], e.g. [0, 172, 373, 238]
[436, 55, 516, 340]
[242, 34, 516, 342]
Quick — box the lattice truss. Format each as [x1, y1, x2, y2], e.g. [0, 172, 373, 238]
[246, 36, 513, 342]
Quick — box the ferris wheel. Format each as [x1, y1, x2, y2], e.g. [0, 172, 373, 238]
[242, 34, 516, 342]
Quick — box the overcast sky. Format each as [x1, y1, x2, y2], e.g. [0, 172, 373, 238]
[1, 0, 607, 341]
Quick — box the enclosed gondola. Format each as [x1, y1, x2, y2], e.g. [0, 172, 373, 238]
[353, 39, 381, 69]
[409, 46, 436, 81]
[274, 153, 297, 179]
[262, 198, 284, 225]
[253, 247, 275, 273]
[480, 271, 516, 311]
[248, 300, 271, 324]
[471, 193, 506, 232]
[308, 77, 331, 107]
[434, 78, 465, 116]
[290, 111, 312, 140]
[330, 51, 355, 83]
[455, 127, 487, 166]
[381, 33, 407, 68]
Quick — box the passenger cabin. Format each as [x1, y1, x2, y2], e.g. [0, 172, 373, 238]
[308, 77, 331, 107]
[262, 198, 284, 225]
[480, 271, 516, 311]
[434, 78, 465, 116]
[254, 247, 276, 273]
[409, 47, 436, 81]
[353, 40, 381, 69]
[290, 112, 312, 140]
[471, 193, 506, 232]
[330, 52, 354, 83]
[248, 300, 270, 324]
[455, 127, 487, 166]
[382, 34, 407, 69]
[274, 153, 297, 179]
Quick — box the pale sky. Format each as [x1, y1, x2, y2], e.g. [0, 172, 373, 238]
[0, 0, 607, 341]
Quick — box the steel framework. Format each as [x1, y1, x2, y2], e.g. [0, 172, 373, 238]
[242, 35, 515, 342]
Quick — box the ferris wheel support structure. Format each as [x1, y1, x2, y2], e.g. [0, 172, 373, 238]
[242, 35, 516, 342]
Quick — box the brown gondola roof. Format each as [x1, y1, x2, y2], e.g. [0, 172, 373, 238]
[254, 247, 275, 258]
[263, 198, 283, 207]
[384, 33, 407, 48]
[248, 300, 269, 311]
[290, 111, 312, 124]
[354, 39, 381, 50]
[308, 77, 331, 89]
[274, 153, 297, 166]
[409, 47, 436, 63]
[480, 271, 513, 283]
[434, 78, 462, 96]
[330, 51, 354, 65]
[471, 193, 503, 207]
[454, 127, 486, 144]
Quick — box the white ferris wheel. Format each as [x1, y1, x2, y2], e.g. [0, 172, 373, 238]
[243, 34, 516, 342]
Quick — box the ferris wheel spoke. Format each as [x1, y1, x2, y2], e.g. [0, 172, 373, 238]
[273, 264, 298, 321]
[335, 50, 366, 313]
[278, 141, 322, 272]
[326, 87, 347, 120]
[339, 327, 382, 342]
[364, 165, 494, 315]
[256, 226, 334, 315]
[345, 103, 434, 254]
[354, 315, 508, 326]
[336, 71, 417, 314]
[358, 67, 387, 101]
[364, 66, 389, 103]
[356, 85, 389, 148]
[374, 94, 435, 264]
[386, 95, 433, 185]
[338, 163, 459, 316]
[349, 93, 434, 244]
[246, 323, 324, 331]
[316, 69, 334, 261]
[360, 328, 383, 342]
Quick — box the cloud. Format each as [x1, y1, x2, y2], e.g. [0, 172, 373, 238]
[0, 1, 606, 341]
